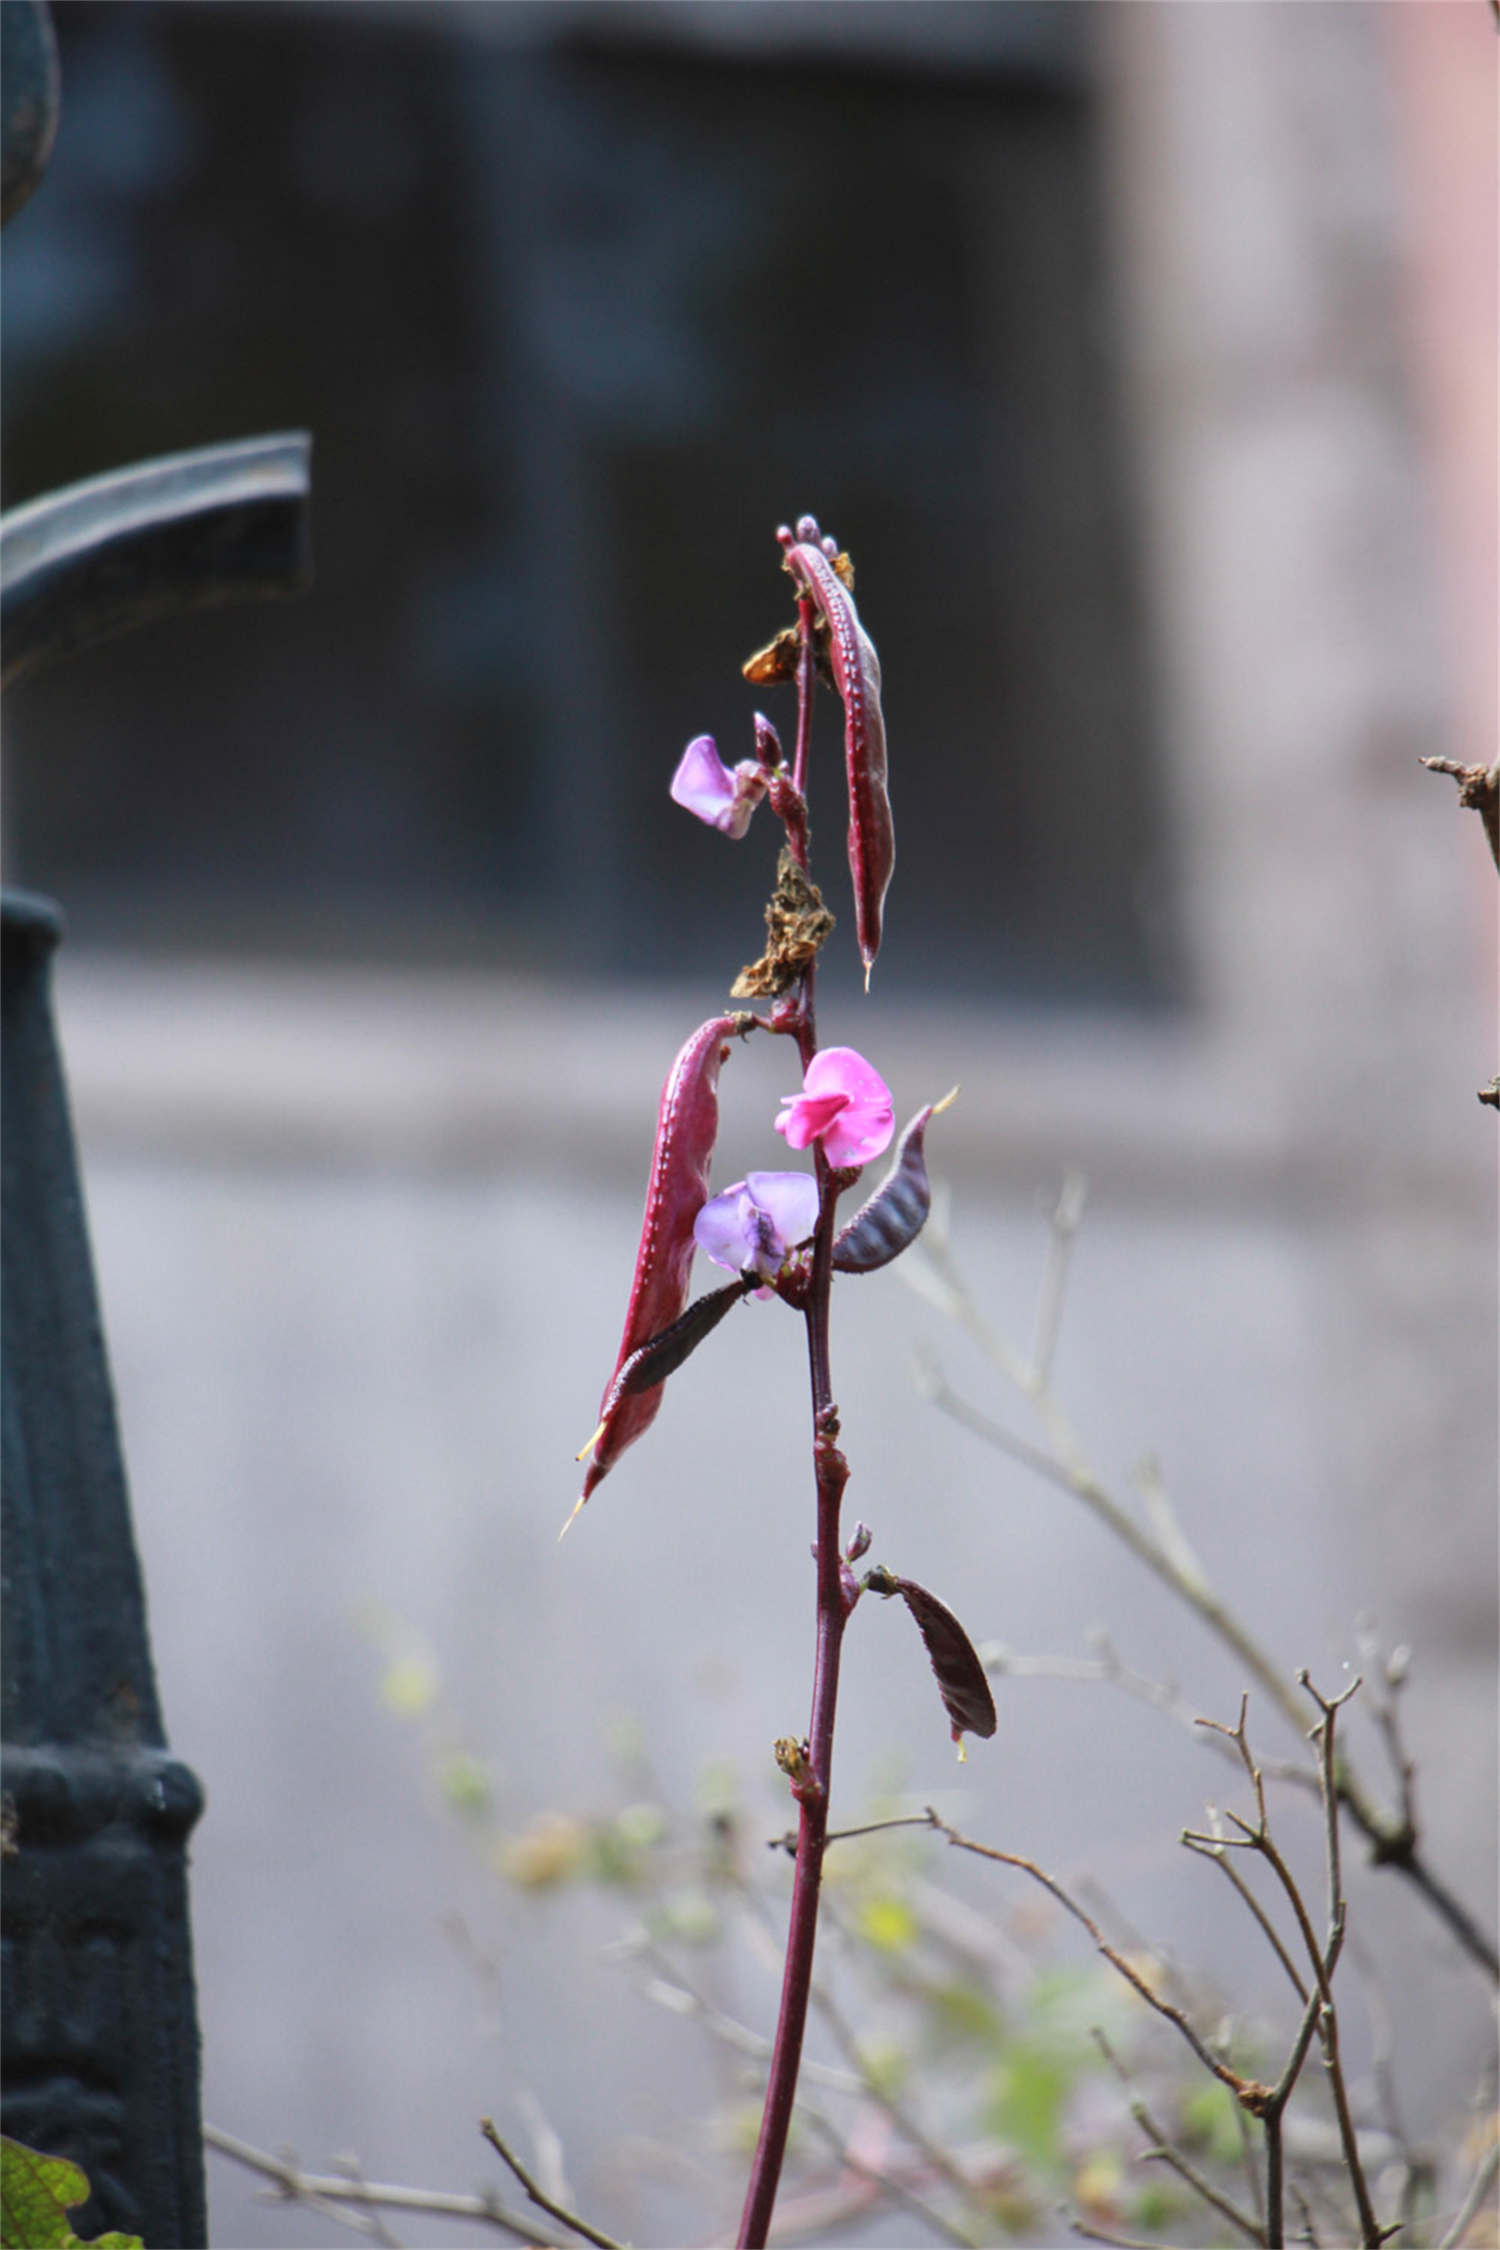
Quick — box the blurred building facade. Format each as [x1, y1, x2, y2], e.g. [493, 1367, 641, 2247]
[2, 6, 1493, 2245]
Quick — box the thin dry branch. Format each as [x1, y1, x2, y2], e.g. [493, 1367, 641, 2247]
[616, 1932, 860, 2096]
[204, 2122, 553, 2244]
[792, 2104, 984, 2250]
[809, 1893, 989, 2235]
[1420, 757, 1500, 870]
[911, 1225, 1500, 1983]
[479, 2120, 625, 2250]
[1093, 2027, 1265, 2246]
[1438, 2134, 1500, 2249]
[1067, 2215, 1177, 2250]
[1299, 1674, 1385, 2249]
[1032, 1170, 1087, 1393]
[1181, 1830, 1310, 2004]
[921, 1808, 1259, 2106]
[1181, 1687, 1389, 2250]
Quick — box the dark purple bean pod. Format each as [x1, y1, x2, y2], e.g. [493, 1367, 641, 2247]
[571, 1017, 737, 1525]
[777, 515, 894, 985]
[866, 1565, 997, 1753]
[604, 1276, 756, 1405]
[832, 1090, 956, 1276]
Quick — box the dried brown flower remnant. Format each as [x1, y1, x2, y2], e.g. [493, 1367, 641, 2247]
[731, 847, 835, 999]
[742, 626, 801, 687]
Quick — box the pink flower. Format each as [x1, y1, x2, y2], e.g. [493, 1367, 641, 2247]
[670, 735, 768, 840]
[775, 1047, 894, 1170]
[694, 1171, 820, 1282]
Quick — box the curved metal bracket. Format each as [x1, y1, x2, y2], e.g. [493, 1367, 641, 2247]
[1, 431, 313, 686]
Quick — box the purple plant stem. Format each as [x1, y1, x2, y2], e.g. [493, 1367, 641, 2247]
[737, 596, 851, 2250]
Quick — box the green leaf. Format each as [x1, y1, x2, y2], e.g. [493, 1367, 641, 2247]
[0, 2137, 143, 2250]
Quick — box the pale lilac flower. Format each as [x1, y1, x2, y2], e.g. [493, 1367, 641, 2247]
[694, 1171, 820, 1282]
[774, 1047, 894, 1170]
[670, 735, 768, 839]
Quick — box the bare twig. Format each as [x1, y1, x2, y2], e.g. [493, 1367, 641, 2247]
[332, 2151, 404, 2249]
[1299, 1672, 1383, 2249]
[479, 2120, 625, 2250]
[809, 1894, 988, 2236]
[922, 1809, 1257, 2105]
[913, 1231, 1500, 1983]
[1181, 1830, 1310, 2004]
[1093, 2027, 1265, 2246]
[776, 1812, 939, 1852]
[205, 2122, 553, 2244]
[1181, 1689, 1389, 2249]
[1031, 1170, 1087, 1393]
[1438, 2134, 1499, 2248]
[1357, 1625, 1419, 1852]
[1420, 757, 1500, 870]
[793, 2104, 982, 2250]
[615, 1933, 860, 2094]
[987, 1637, 1321, 1797]
[917, 1350, 1324, 1759]
[1067, 2216, 1175, 2250]
[1235, 2091, 1268, 2234]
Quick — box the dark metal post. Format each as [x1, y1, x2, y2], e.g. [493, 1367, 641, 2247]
[0, 15, 312, 2238]
[2, 898, 209, 2249]
[0, 428, 312, 2241]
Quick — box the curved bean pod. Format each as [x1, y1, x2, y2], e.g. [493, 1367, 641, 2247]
[832, 1090, 956, 1275]
[604, 1276, 755, 1406]
[866, 1565, 997, 1753]
[778, 516, 894, 982]
[572, 1016, 737, 1518]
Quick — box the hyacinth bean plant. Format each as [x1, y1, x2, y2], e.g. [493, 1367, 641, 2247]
[566, 516, 994, 2248]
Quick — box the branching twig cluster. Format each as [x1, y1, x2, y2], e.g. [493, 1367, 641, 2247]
[908, 1194, 1500, 1984]
[913, 1676, 1398, 2246]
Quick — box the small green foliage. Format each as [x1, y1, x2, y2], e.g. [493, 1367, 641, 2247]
[1131, 2175, 1183, 2234]
[1179, 2080, 1246, 2169]
[603, 1711, 649, 1776]
[379, 1654, 438, 1718]
[924, 1977, 1004, 2052]
[693, 1757, 740, 1822]
[857, 2040, 908, 2102]
[0, 2138, 142, 2250]
[437, 1750, 493, 1822]
[985, 2043, 1072, 2170]
[649, 1888, 720, 1947]
[855, 1893, 917, 1954]
[615, 1800, 668, 1851]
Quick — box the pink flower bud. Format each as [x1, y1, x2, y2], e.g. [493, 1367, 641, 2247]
[670, 735, 768, 840]
[774, 1047, 894, 1170]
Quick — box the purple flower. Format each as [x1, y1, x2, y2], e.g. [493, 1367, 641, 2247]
[670, 735, 768, 840]
[693, 1171, 820, 1282]
[774, 1047, 894, 1170]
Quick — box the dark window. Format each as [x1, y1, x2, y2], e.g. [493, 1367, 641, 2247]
[2, 2, 1174, 1006]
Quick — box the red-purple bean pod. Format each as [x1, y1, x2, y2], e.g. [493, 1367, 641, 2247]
[604, 1276, 755, 1405]
[571, 1016, 737, 1523]
[778, 516, 894, 983]
[866, 1565, 997, 1755]
[832, 1089, 956, 1275]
